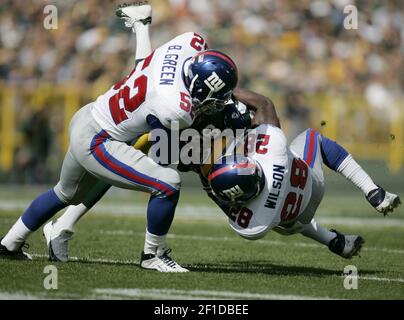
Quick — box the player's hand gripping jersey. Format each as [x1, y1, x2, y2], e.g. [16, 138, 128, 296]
[91, 32, 208, 142]
[228, 124, 313, 239]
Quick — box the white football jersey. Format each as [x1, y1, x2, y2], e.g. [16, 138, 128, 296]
[228, 124, 313, 239]
[91, 32, 208, 142]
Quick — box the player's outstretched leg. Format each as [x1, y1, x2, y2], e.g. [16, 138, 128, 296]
[300, 219, 364, 259]
[43, 2, 155, 263]
[116, 1, 152, 61]
[0, 189, 68, 260]
[85, 127, 188, 272]
[43, 181, 112, 262]
[318, 131, 401, 215]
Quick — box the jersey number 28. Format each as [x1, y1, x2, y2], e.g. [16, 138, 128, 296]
[280, 158, 309, 222]
[228, 207, 253, 228]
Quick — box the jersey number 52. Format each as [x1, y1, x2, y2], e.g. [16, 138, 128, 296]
[109, 51, 154, 125]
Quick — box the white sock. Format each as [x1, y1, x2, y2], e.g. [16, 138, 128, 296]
[301, 219, 336, 246]
[337, 154, 378, 195]
[134, 22, 151, 60]
[143, 230, 167, 255]
[53, 203, 89, 233]
[1, 217, 32, 251]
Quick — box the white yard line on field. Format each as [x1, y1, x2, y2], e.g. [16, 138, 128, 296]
[0, 288, 334, 300]
[0, 292, 44, 300]
[29, 253, 404, 284]
[0, 288, 337, 300]
[99, 230, 404, 255]
[1, 200, 403, 227]
[92, 288, 337, 300]
[30, 253, 137, 266]
[359, 276, 404, 283]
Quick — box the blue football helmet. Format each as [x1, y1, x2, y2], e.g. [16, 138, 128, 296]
[184, 49, 238, 117]
[207, 155, 265, 205]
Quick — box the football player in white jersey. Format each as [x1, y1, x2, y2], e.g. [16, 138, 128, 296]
[39, 95, 273, 266]
[33, 3, 278, 268]
[0, 2, 240, 272]
[206, 122, 401, 258]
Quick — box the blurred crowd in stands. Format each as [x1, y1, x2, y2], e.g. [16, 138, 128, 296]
[0, 0, 402, 182]
[1, 0, 402, 93]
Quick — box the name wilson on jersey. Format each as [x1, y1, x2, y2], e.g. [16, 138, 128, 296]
[264, 165, 286, 209]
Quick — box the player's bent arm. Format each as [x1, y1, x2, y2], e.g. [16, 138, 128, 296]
[115, 3, 153, 63]
[233, 87, 280, 128]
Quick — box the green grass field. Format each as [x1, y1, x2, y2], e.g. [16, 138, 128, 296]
[0, 162, 403, 300]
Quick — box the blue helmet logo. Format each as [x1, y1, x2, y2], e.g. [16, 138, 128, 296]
[208, 155, 265, 205]
[184, 49, 238, 116]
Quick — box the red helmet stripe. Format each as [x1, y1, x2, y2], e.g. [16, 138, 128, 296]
[194, 50, 237, 71]
[207, 163, 256, 181]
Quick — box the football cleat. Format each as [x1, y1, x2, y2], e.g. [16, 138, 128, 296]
[140, 249, 189, 273]
[116, 1, 152, 28]
[0, 238, 32, 261]
[366, 186, 401, 216]
[43, 221, 74, 262]
[328, 229, 364, 259]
